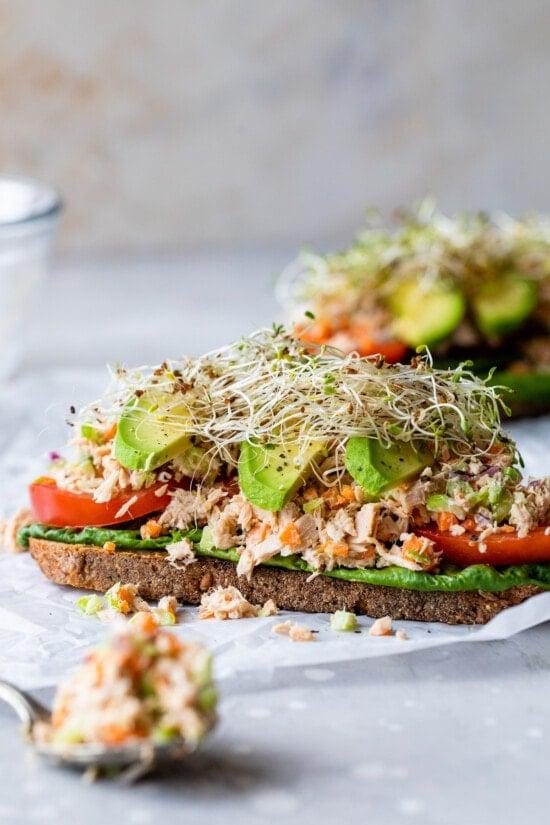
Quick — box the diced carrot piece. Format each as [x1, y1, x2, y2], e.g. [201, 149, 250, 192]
[436, 512, 458, 532]
[341, 485, 355, 503]
[403, 535, 424, 553]
[131, 611, 158, 634]
[140, 519, 162, 539]
[279, 522, 302, 548]
[322, 488, 347, 508]
[103, 423, 117, 442]
[462, 517, 478, 532]
[499, 524, 516, 533]
[328, 541, 349, 558]
[100, 724, 133, 746]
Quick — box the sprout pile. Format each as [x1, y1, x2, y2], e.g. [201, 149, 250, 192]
[278, 200, 550, 316]
[78, 327, 513, 484]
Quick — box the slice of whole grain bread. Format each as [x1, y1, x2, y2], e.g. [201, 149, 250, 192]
[28, 538, 542, 625]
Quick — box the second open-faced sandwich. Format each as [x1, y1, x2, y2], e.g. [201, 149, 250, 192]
[278, 204, 550, 415]
[18, 327, 550, 624]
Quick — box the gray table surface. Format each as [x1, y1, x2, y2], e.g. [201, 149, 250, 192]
[0, 629, 548, 825]
[0, 253, 549, 824]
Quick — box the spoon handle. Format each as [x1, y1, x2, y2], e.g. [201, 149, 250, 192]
[0, 680, 49, 729]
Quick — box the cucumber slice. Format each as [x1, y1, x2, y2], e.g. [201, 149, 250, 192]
[388, 278, 465, 348]
[472, 273, 537, 339]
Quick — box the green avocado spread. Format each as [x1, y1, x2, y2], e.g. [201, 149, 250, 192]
[18, 523, 550, 594]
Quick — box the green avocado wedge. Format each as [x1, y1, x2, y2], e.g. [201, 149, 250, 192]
[387, 277, 465, 348]
[238, 440, 325, 511]
[19, 522, 550, 594]
[115, 392, 191, 471]
[472, 273, 537, 339]
[345, 437, 432, 498]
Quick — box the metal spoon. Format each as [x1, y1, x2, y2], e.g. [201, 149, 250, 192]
[0, 679, 210, 781]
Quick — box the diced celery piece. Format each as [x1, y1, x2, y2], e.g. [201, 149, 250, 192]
[152, 608, 176, 626]
[303, 497, 323, 514]
[104, 583, 122, 611]
[199, 526, 215, 552]
[152, 725, 180, 744]
[198, 685, 218, 712]
[426, 493, 452, 512]
[76, 594, 105, 616]
[53, 727, 86, 745]
[81, 423, 104, 444]
[330, 610, 358, 632]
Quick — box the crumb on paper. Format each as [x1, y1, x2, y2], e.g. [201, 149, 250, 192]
[158, 595, 178, 616]
[0, 507, 34, 553]
[80, 583, 181, 625]
[395, 629, 408, 641]
[258, 598, 278, 617]
[368, 616, 393, 637]
[272, 620, 293, 635]
[272, 620, 315, 642]
[198, 586, 277, 620]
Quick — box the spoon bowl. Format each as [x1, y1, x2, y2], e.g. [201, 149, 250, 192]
[0, 679, 211, 780]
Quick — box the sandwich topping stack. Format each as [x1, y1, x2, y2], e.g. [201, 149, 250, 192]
[19, 327, 550, 624]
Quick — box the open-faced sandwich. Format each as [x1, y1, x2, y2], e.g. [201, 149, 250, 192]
[17, 327, 550, 625]
[279, 204, 550, 415]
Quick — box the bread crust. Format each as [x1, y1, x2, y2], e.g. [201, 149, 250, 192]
[28, 538, 542, 625]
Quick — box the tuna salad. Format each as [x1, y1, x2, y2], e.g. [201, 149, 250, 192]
[35, 612, 216, 748]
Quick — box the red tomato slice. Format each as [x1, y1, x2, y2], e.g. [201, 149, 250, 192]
[29, 479, 174, 528]
[417, 526, 550, 566]
[356, 339, 408, 363]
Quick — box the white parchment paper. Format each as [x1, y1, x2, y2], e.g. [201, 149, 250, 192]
[0, 553, 549, 689]
[0, 369, 549, 689]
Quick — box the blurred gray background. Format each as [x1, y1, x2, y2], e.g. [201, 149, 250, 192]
[1, 0, 550, 364]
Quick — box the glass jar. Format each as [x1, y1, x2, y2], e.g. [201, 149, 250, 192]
[0, 176, 62, 377]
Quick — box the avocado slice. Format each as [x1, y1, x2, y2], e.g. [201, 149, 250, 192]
[115, 392, 191, 471]
[345, 437, 431, 498]
[387, 277, 465, 348]
[238, 440, 325, 511]
[472, 273, 537, 339]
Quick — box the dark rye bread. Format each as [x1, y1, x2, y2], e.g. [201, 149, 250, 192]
[29, 538, 542, 625]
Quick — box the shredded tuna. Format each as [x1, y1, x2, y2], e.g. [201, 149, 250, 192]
[272, 620, 315, 641]
[368, 616, 393, 637]
[355, 503, 380, 542]
[159, 487, 227, 531]
[114, 494, 138, 519]
[295, 513, 319, 548]
[165, 538, 196, 569]
[325, 508, 356, 542]
[198, 586, 275, 620]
